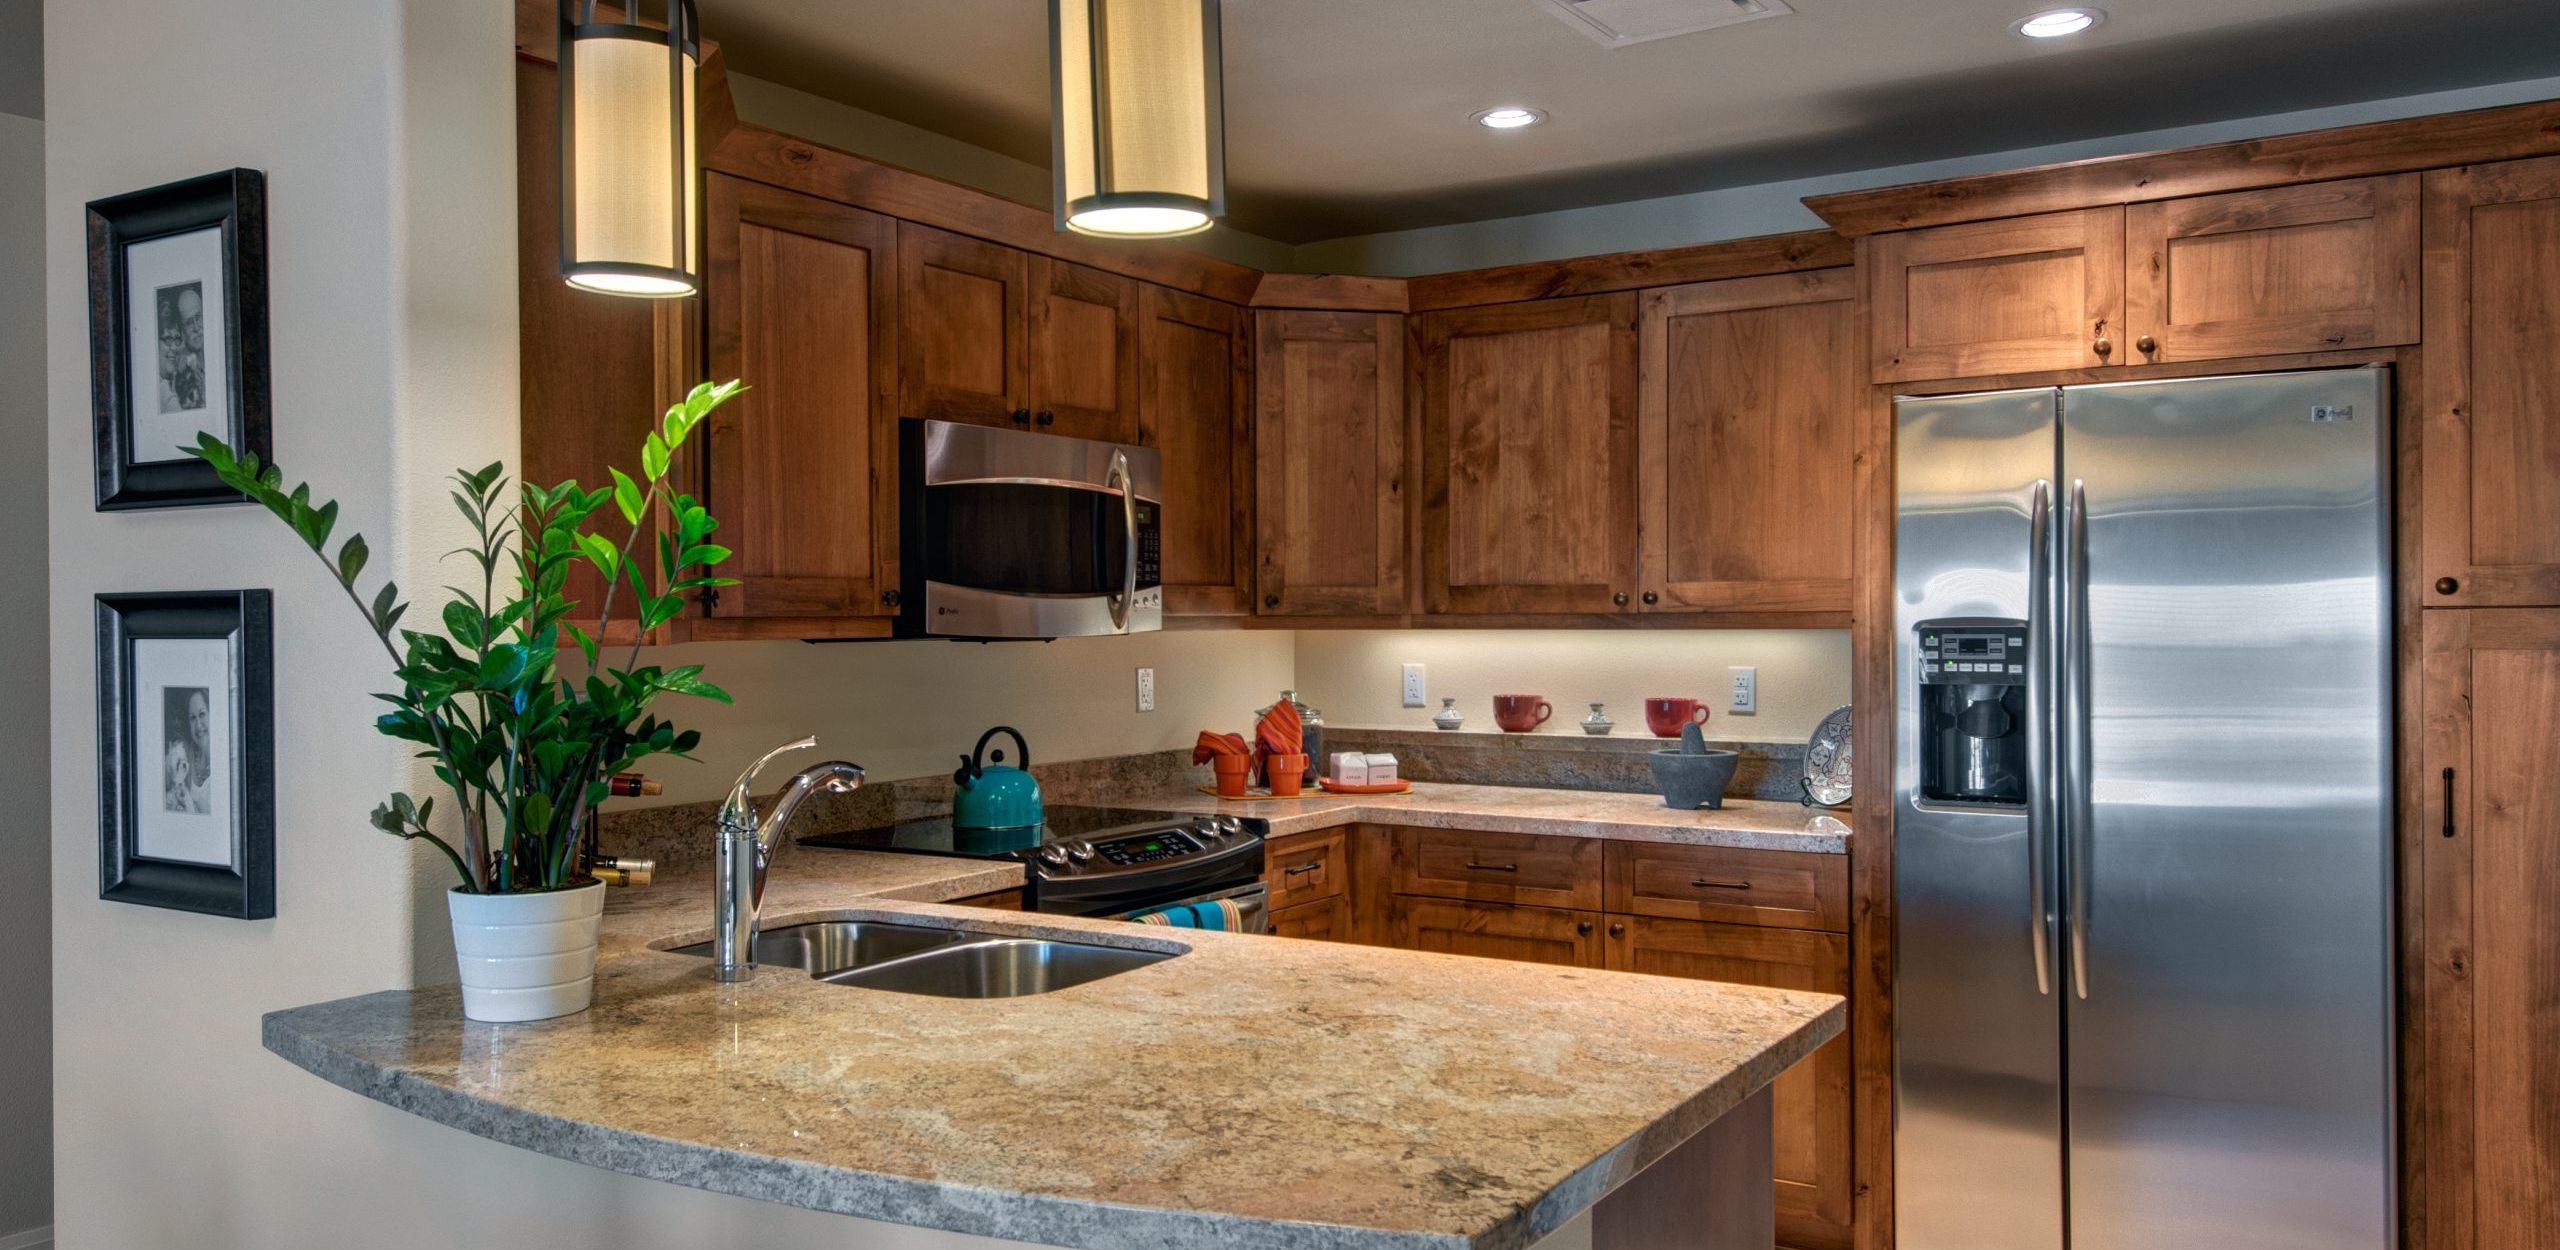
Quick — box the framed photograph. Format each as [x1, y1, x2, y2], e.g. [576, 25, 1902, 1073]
[85, 169, 270, 511]
[97, 591, 275, 919]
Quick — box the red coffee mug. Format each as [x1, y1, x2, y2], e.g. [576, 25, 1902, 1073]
[1645, 697, 1711, 737]
[1492, 694, 1553, 733]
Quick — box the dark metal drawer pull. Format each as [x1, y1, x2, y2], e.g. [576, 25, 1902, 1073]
[1464, 861, 1520, 873]
[1692, 878, 1752, 891]
[1284, 862, 1323, 877]
[2442, 767, 2456, 839]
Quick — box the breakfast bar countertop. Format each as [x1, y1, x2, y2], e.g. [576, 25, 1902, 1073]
[1112, 781, 1852, 853]
[262, 839, 1844, 1250]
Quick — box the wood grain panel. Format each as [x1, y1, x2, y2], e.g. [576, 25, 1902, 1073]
[1417, 295, 1640, 614]
[1390, 826, 1604, 911]
[1639, 269, 1857, 616]
[1269, 895, 1352, 942]
[1137, 285, 1251, 616]
[1249, 272, 1410, 312]
[1253, 310, 1408, 616]
[1846, 317, 1899, 1250]
[2123, 175, 2419, 363]
[1266, 828, 1348, 911]
[1387, 898, 1604, 968]
[702, 175, 899, 620]
[1029, 257, 1138, 442]
[898, 221, 1028, 427]
[1608, 916, 1854, 1250]
[1406, 229, 1852, 311]
[2422, 157, 2560, 608]
[1867, 207, 2124, 383]
[1605, 841, 1850, 932]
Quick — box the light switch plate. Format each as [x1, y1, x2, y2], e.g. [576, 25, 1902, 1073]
[1729, 666, 1757, 714]
[1136, 667, 1156, 713]
[1402, 663, 1427, 708]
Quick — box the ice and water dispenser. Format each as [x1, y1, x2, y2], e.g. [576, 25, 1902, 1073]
[1914, 618, 2029, 806]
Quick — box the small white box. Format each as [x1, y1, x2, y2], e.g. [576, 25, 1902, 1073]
[1331, 752, 1371, 785]
[1362, 753, 1399, 784]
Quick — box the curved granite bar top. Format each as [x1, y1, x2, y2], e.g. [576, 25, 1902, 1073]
[1114, 783, 1852, 852]
[264, 836, 1844, 1250]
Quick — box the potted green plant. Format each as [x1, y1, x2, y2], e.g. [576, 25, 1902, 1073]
[188, 381, 747, 1022]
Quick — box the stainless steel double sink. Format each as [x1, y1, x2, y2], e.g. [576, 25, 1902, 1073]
[669, 921, 1175, 998]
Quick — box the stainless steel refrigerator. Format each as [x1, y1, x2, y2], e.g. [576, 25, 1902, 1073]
[1892, 367, 2394, 1250]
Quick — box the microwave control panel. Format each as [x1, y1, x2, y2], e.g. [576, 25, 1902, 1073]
[1134, 500, 1162, 589]
[1918, 620, 2027, 685]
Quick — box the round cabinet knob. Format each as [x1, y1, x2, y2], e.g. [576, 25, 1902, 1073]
[2093, 337, 2113, 357]
[1010, 408, 1032, 425]
[1612, 592, 1630, 607]
[1036, 410, 1056, 428]
[1576, 921, 1594, 936]
[1264, 594, 1280, 608]
[1036, 846, 1069, 868]
[1641, 591, 1659, 606]
[1609, 923, 1626, 939]
[2135, 334, 2158, 354]
[2436, 577, 2461, 595]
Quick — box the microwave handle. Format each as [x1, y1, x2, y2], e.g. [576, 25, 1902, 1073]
[1107, 449, 1135, 632]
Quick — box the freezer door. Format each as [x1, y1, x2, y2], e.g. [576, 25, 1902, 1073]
[2059, 367, 2394, 1250]
[1893, 388, 2065, 1250]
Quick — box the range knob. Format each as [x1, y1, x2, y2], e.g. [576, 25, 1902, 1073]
[1066, 842, 1095, 863]
[1036, 846, 1070, 869]
[1191, 820, 1223, 840]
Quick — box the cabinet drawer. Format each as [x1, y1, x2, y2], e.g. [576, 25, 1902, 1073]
[1389, 898, 1604, 968]
[1606, 842, 1849, 932]
[1267, 829, 1347, 910]
[1391, 826, 1603, 911]
[1269, 895, 1350, 942]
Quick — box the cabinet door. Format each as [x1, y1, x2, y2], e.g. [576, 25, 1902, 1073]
[1868, 206, 2125, 383]
[2124, 174, 2418, 364]
[898, 222, 1029, 428]
[2422, 157, 2560, 607]
[1608, 916, 1853, 1250]
[1390, 826, 1605, 911]
[1265, 828, 1347, 911]
[1137, 285, 1251, 615]
[1254, 310, 1407, 616]
[2419, 609, 2560, 1250]
[1269, 895, 1351, 942]
[1638, 269, 1856, 616]
[1389, 898, 1603, 968]
[1417, 295, 1641, 614]
[1030, 257, 1139, 442]
[703, 175, 900, 620]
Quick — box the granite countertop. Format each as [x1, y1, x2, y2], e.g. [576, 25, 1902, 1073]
[264, 844, 1844, 1250]
[1112, 782, 1852, 853]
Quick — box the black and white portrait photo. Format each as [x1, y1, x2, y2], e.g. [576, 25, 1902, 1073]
[86, 169, 270, 511]
[97, 591, 275, 920]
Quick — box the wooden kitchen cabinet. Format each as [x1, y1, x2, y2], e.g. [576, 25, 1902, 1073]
[1417, 294, 1642, 614]
[2123, 174, 2418, 364]
[1867, 206, 2125, 383]
[1608, 916, 1854, 1250]
[1389, 897, 1605, 968]
[2421, 156, 2560, 608]
[1390, 825, 1606, 912]
[701, 174, 901, 623]
[899, 221, 1029, 427]
[2417, 609, 2560, 1250]
[1137, 285, 1252, 615]
[1253, 309, 1409, 617]
[1269, 896, 1352, 942]
[1029, 257, 1139, 442]
[1266, 828, 1348, 912]
[1638, 269, 1857, 617]
[1604, 840, 1850, 932]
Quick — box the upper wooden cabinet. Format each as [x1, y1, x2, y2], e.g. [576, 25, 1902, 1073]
[1136, 284, 1251, 616]
[1638, 270, 1857, 617]
[701, 175, 900, 625]
[1254, 309, 1407, 617]
[899, 222, 1028, 427]
[1867, 206, 2125, 383]
[2124, 174, 2418, 364]
[1029, 257, 1139, 443]
[2423, 156, 2560, 608]
[1417, 294, 1642, 614]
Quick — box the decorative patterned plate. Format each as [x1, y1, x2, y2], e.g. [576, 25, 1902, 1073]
[1801, 705, 1853, 808]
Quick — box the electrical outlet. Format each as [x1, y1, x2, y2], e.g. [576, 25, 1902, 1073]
[1136, 667, 1156, 713]
[1401, 663, 1427, 708]
[1729, 666, 1757, 714]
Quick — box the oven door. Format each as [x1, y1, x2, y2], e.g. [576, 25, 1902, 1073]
[900, 419, 1163, 639]
[1112, 881, 1271, 935]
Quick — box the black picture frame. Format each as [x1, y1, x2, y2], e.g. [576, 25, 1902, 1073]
[86, 168, 271, 511]
[97, 590, 276, 920]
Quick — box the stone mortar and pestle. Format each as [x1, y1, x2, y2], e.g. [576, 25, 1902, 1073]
[1647, 719, 1740, 810]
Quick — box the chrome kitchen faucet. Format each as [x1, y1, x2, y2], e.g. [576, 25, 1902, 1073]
[713, 737, 866, 983]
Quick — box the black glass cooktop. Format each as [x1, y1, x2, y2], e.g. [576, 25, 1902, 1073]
[797, 804, 1202, 859]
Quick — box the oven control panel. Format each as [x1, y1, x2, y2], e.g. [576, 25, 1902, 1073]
[1097, 830, 1202, 866]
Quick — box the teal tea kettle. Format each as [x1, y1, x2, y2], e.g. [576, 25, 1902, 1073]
[952, 726, 1044, 831]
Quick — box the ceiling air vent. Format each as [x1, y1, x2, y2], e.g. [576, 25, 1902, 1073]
[1533, 0, 1792, 47]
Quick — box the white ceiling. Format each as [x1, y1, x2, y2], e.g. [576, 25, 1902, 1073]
[703, 0, 2560, 242]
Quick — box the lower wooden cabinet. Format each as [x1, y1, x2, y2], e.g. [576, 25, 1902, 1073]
[1607, 916, 1853, 1250]
[1387, 897, 1604, 968]
[1269, 895, 1351, 942]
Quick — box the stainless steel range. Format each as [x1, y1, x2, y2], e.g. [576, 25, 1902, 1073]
[799, 805, 1269, 931]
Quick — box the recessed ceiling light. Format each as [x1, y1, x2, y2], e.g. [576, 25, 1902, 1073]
[1472, 106, 1548, 130]
[2015, 7, 2103, 37]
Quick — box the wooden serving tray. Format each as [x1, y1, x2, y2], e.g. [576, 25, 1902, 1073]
[1316, 778, 1411, 795]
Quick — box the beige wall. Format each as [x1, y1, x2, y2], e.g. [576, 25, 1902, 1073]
[629, 631, 1293, 804]
[0, 101, 51, 1246]
[1291, 630, 1850, 743]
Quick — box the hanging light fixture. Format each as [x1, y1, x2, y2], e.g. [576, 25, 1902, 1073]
[558, 0, 701, 297]
[1051, 0, 1228, 238]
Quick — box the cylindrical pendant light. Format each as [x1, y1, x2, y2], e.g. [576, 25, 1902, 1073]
[1051, 0, 1228, 238]
[558, 0, 700, 297]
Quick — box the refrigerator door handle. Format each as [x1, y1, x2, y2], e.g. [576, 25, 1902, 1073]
[2063, 477, 2093, 1000]
[2026, 478, 2056, 996]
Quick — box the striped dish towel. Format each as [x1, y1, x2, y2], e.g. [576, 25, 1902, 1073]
[1128, 899, 1248, 930]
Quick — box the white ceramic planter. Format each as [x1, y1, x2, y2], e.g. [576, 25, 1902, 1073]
[447, 880, 605, 1023]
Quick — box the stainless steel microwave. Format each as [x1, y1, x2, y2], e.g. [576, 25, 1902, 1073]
[897, 418, 1163, 639]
